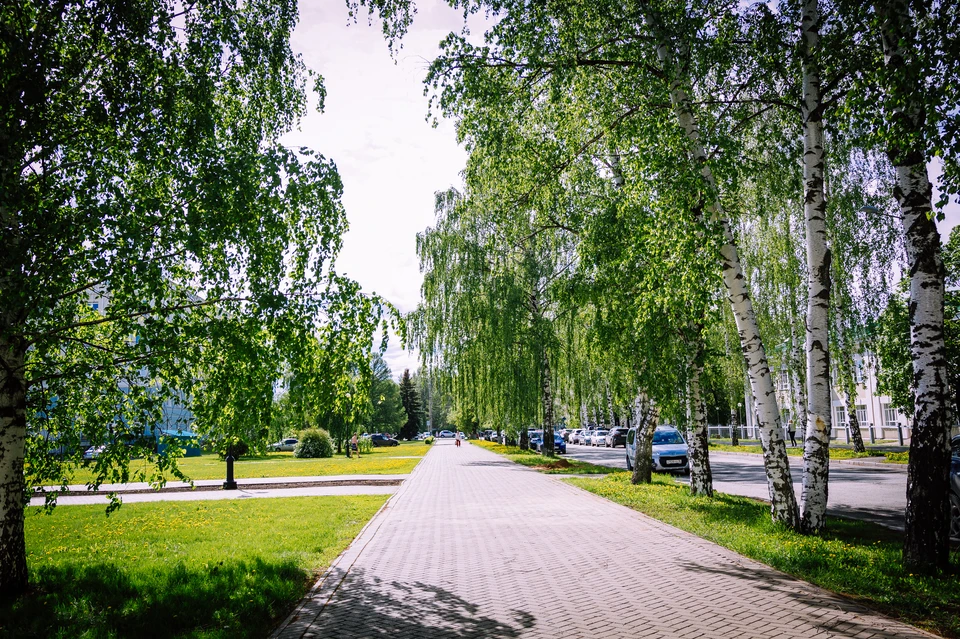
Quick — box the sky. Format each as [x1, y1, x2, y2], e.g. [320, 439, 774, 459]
[282, 2, 960, 380]
[283, 2, 480, 377]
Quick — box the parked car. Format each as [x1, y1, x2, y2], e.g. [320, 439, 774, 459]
[438, 430, 455, 438]
[624, 426, 690, 475]
[950, 435, 959, 540]
[528, 430, 544, 449]
[82, 445, 106, 460]
[578, 430, 593, 445]
[268, 438, 298, 452]
[590, 430, 609, 447]
[606, 427, 629, 448]
[370, 433, 399, 447]
[534, 433, 567, 454]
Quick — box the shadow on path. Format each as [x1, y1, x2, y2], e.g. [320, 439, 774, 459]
[676, 560, 922, 639]
[299, 567, 535, 639]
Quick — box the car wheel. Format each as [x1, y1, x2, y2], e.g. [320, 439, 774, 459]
[950, 493, 960, 540]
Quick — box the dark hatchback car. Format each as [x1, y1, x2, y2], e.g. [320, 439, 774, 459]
[607, 427, 629, 448]
[950, 435, 959, 540]
[370, 433, 399, 447]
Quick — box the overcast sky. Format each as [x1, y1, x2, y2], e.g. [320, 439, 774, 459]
[282, 2, 959, 380]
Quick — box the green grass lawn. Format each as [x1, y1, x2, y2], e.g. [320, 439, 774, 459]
[568, 472, 959, 638]
[708, 443, 908, 463]
[0, 495, 387, 638]
[58, 441, 430, 486]
[472, 440, 616, 474]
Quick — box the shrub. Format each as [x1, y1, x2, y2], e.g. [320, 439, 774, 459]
[357, 436, 373, 454]
[424, 436, 434, 446]
[294, 429, 334, 458]
[215, 438, 250, 460]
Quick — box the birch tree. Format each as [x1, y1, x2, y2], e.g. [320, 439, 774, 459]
[0, 1, 393, 595]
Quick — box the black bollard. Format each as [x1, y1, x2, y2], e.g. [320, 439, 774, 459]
[223, 454, 238, 490]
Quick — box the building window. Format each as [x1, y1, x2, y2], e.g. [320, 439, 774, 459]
[853, 357, 865, 384]
[855, 405, 868, 426]
[777, 374, 789, 392]
[91, 302, 99, 310]
[835, 406, 847, 427]
[882, 403, 899, 428]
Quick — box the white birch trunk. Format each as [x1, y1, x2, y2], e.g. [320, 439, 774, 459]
[799, 0, 832, 534]
[645, 14, 800, 528]
[687, 356, 713, 496]
[876, 0, 952, 570]
[0, 338, 28, 595]
[631, 393, 658, 485]
[541, 349, 555, 457]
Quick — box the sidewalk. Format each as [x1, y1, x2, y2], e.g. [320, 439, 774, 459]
[273, 440, 932, 639]
[29, 475, 408, 507]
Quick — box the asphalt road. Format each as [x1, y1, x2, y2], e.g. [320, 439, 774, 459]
[564, 442, 908, 530]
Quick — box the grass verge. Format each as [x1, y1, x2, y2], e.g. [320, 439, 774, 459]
[60, 441, 428, 486]
[708, 443, 908, 463]
[471, 440, 615, 474]
[1, 495, 388, 638]
[567, 472, 959, 637]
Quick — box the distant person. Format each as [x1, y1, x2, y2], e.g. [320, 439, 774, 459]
[455, 432, 461, 448]
[787, 420, 797, 447]
[351, 433, 360, 458]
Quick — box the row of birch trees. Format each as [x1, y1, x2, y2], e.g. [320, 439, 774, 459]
[395, 0, 959, 572]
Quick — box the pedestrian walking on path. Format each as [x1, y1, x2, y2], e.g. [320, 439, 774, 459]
[787, 419, 798, 447]
[273, 437, 931, 639]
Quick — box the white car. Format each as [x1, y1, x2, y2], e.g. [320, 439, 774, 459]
[268, 438, 298, 452]
[590, 430, 609, 446]
[83, 445, 106, 460]
[438, 430, 455, 438]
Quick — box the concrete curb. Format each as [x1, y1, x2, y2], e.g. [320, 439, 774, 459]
[36, 473, 413, 496]
[710, 450, 908, 472]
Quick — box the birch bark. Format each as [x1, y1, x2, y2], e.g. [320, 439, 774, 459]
[845, 381, 866, 453]
[688, 356, 714, 496]
[875, 0, 951, 571]
[799, 0, 833, 534]
[631, 393, 658, 485]
[0, 337, 27, 596]
[541, 349, 555, 457]
[644, 12, 800, 528]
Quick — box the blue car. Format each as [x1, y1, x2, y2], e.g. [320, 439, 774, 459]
[624, 426, 690, 474]
[531, 432, 566, 454]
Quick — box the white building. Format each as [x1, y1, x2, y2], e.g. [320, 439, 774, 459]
[773, 353, 910, 445]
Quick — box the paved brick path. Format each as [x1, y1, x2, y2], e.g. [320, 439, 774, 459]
[273, 440, 933, 639]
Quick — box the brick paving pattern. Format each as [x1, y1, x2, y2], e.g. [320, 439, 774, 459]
[273, 440, 933, 639]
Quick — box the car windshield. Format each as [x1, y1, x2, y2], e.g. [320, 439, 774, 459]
[653, 430, 685, 445]
[596, 430, 608, 436]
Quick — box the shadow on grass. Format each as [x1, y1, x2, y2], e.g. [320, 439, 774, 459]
[0, 558, 309, 639]
[282, 567, 535, 638]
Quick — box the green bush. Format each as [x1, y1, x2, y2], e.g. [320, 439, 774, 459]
[424, 436, 435, 445]
[294, 429, 333, 458]
[357, 436, 373, 454]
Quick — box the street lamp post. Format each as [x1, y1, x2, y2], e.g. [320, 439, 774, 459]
[223, 451, 238, 490]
